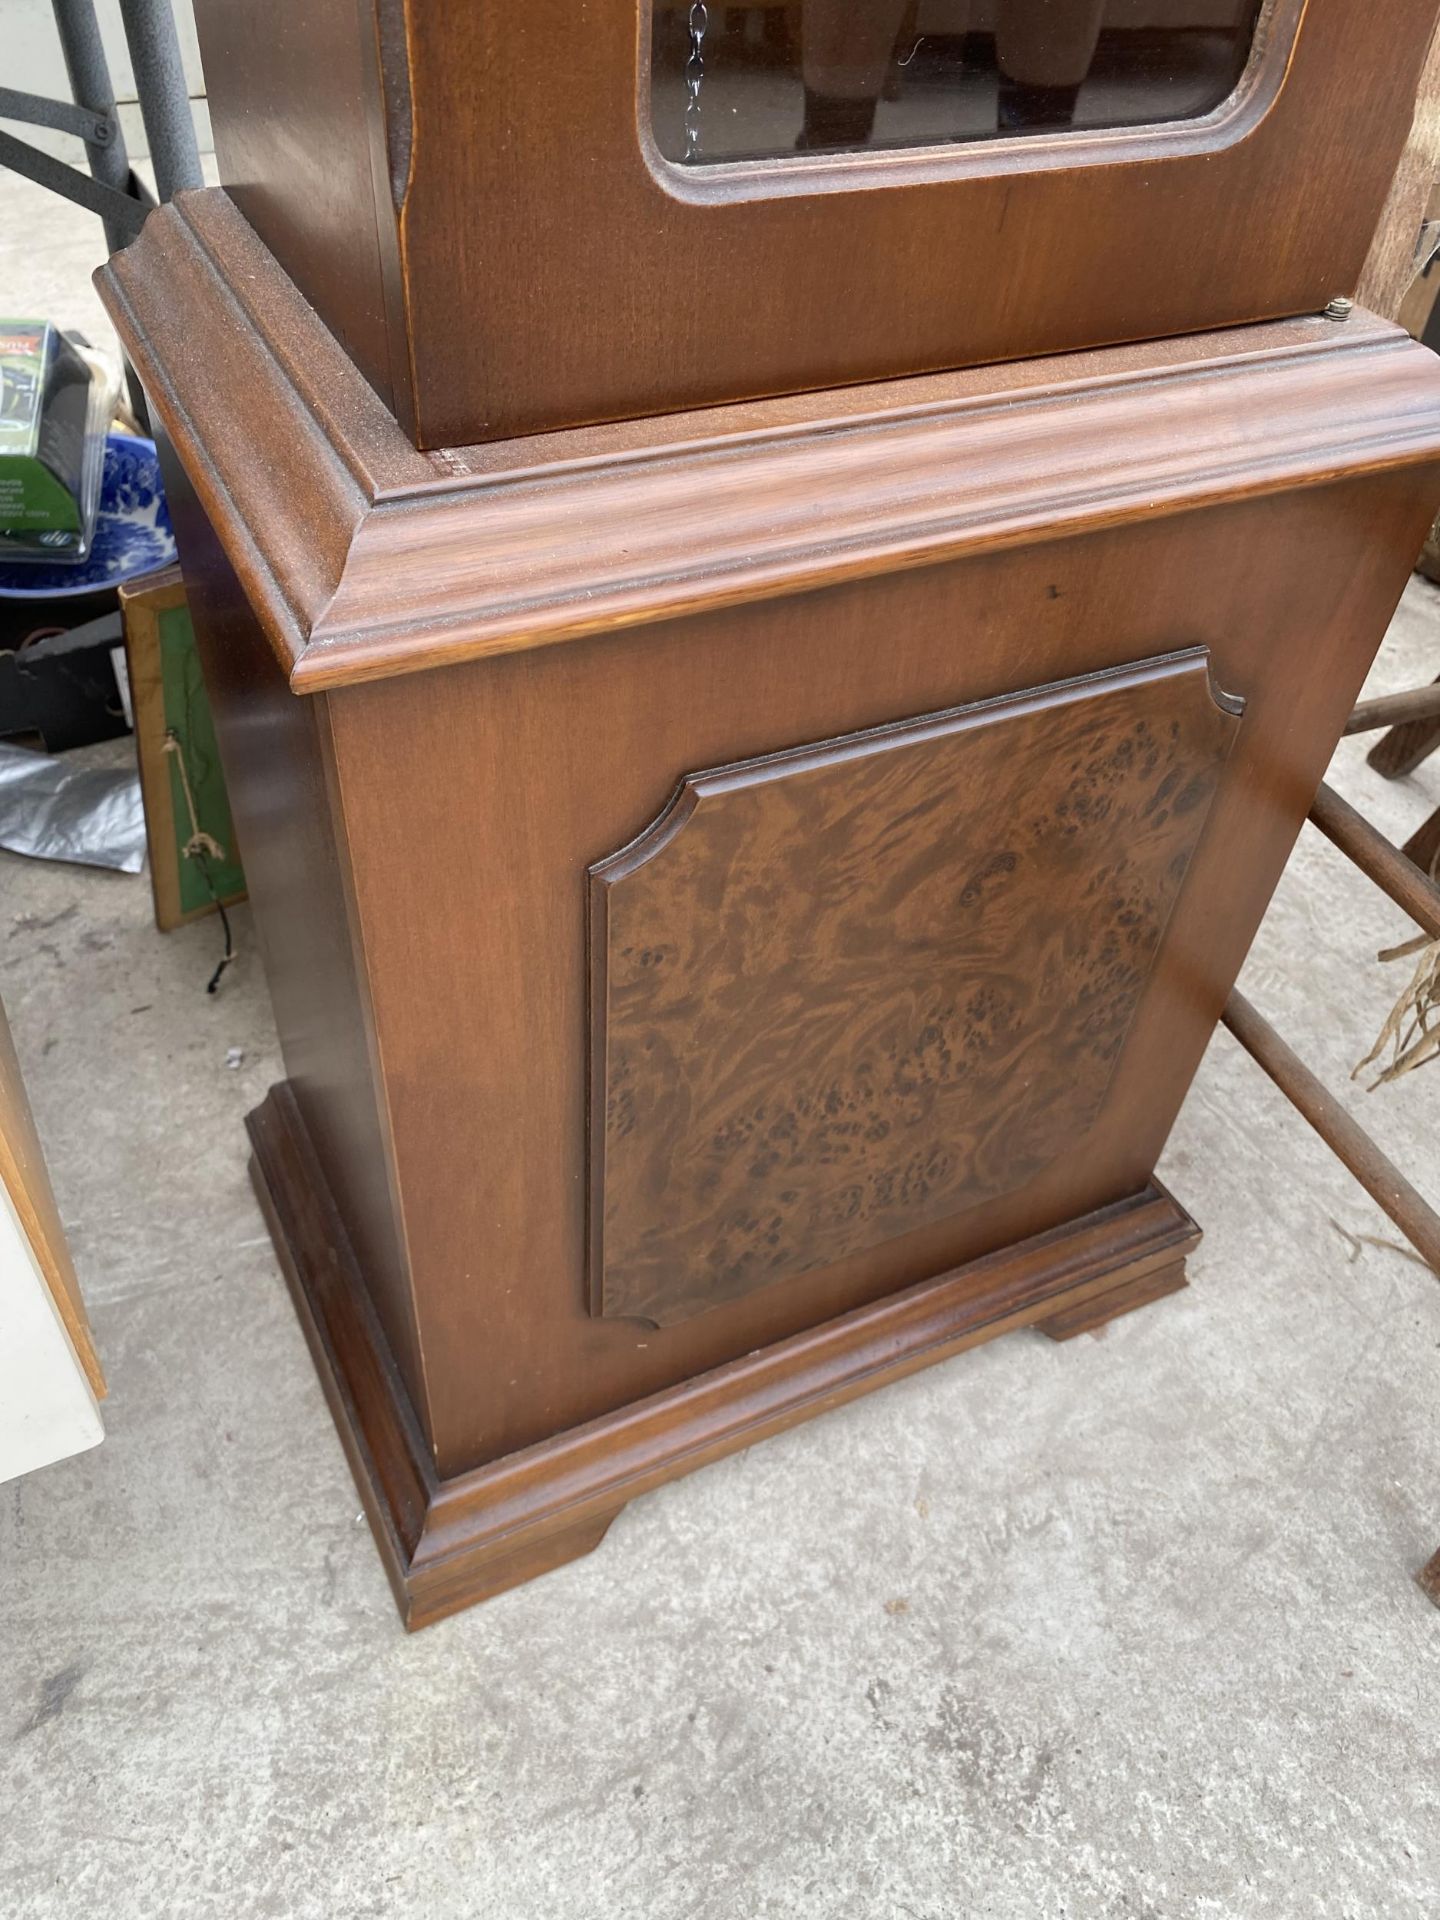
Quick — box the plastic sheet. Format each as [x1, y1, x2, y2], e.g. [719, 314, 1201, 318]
[0, 741, 144, 872]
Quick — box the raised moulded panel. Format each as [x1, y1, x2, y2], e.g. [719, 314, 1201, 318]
[589, 648, 1243, 1327]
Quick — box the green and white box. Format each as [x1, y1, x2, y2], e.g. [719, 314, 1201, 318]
[0, 321, 94, 554]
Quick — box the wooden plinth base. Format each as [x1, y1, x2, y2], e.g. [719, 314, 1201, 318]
[1035, 1259, 1190, 1340]
[248, 1083, 1199, 1630]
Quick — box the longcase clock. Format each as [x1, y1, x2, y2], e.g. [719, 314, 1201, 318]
[102, 0, 1440, 1625]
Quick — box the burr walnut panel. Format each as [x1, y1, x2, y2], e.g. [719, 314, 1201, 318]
[590, 650, 1242, 1327]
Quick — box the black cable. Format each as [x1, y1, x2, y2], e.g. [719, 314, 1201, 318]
[192, 846, 234, 994]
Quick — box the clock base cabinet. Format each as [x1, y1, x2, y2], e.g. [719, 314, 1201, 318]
[100, 196, 1440, 1627]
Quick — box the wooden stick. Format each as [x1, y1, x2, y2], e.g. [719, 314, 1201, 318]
[1344, 680, 1440, 735]
[1222, 990, 1440, 1273]
[1309, 782, 1440, 939]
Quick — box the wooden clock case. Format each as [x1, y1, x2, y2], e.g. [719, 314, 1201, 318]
[102, 188, 1440, 1626]
[189, 0, 1440, 444]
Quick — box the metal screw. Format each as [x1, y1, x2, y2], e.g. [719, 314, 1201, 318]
[1323, 295, 1354, 322]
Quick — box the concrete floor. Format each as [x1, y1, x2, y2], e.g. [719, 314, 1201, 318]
[3, 169, 1440, 1918]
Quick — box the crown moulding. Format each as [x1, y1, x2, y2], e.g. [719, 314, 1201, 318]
[98, 189, 1440, 697]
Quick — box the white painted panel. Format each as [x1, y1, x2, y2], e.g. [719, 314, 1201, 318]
[0, 1179, 103, 1486]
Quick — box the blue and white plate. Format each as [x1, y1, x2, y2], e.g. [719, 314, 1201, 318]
[0, 433, 177, 600]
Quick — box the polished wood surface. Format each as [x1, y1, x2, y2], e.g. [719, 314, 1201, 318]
[189, 0, 1440, 444]
[100, 217, 1440, 1469]
[186, 0, 398, 412]
[322, 456, 1439, 1483]
[592, 652, 1239, 1326]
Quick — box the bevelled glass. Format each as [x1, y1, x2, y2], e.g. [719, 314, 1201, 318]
[651, 1, 1267, 166]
